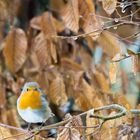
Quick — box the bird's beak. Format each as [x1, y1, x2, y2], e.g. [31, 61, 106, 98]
[27, 86, 37, 91]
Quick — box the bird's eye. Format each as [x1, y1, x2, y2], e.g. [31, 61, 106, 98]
[34, 88, 38, 91]
[26, 88, 29, 91]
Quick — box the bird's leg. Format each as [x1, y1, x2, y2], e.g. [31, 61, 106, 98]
[27, 123, 32, 131]
[39, 121, 46, 129]
[39, 113, 55, 128]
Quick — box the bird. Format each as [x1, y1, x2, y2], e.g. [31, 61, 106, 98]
[17, 82, 54, 123]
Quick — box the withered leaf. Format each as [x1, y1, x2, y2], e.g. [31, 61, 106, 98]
[72, 116, 83, 135]
[131, 55, 139, 75]
[6, 109, 20, 134]
[3, 28, 27, 73]
[61, 58, 83, 72]
[0, 126, 16, 140]
[57, 122, 81, 140]
[41, 12, 58, 63]
[102, 0, 117, 15]
[75, 92, 91, 111]
[94, 71, 110, 92]
[41, 12, 56, 39]
[0, 0, 9, 21]
[51, 0, 79, 33]
[32, 32, 52, 68]
[30, 15, 41, 30]
[86, 109, 98, 140]
[79, 0, 100, 39]
[30, 12, 64, 33]
[75, 78, 103, 110]
[49, 76, 67, 106]
[113, 93, 132, 110]
[97, 31, 121, 58]
[49, 40, 57, 63]
[0, 75, 6, 108]
[81, 79, 103, 108]
[109, 62, 118, 84]
[100, 111, 118, 140]
[127, 49, 137, 55]
[112, 53, 126, 62]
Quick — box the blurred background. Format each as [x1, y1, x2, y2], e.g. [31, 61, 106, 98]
[0, 0, 140, 139]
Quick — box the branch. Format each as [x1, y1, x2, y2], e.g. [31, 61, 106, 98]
[0, 123, 26, 132]
[89, 104, 127, 121]
[111, 52, 140, 62]
[1, 104, 140, 140]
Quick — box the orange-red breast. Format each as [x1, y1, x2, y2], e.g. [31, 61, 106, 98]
[17, 82, 54, 123]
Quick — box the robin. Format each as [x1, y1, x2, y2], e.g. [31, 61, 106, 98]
[17, 82, 54, 123]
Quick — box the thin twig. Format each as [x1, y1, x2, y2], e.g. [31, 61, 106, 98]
[0, 123, 26, 132]
[112, 52, 140, 62]
[1, 104, 140, 140]
[1, 132, 29, 140]
[89, 104, 127, 121]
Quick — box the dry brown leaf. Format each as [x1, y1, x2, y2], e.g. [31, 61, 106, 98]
[79, 0, 100, 39]
[49, 76, 67, 106]
[30, 12, 64, 33]
[75, 78, 103, 110]
[102, 0, 117, 15]
[3, 28, 27, 73]
[112, 53, 126, 62]
[45, 138, 55, 140]
[81, 79, 103, 108]
[0, 75, 6, 108]
[127, 48, 138, 56]
[94, 71, 110, 92]
[41, 12, 58, 63]
[75, 92, 91, 111]
[0, 126, 16, 140]
[109, 62, 118, 84]
[0, 108, 8, 124]
[97, 31, 121, 58]
[57, 122, 81, 140]
[121, 70, 129, 95]
[0, 0, 9, 21]
[100, 111, 118, 140]
[72, 116, 83, 135]
[36, 71, 49, 93]
[86, 110, 98, 140]
[30, 15, 41, 30]
[6, 109, 20, 134]
[53, 17, 65, 33]
[73, 71, 84, 90]
[113, 93, 132, 110]
[0, 0, 20, 21]
[78, 47, 93, 71]
[131, 55, 139, 75]
[41, 12, 57, 38]
[61, 58, 83, 72]
[51, 0, 79, 32]
[113, 113, 132, 140]
[49, 40, 57, 63]
[32, 32, 52, 68]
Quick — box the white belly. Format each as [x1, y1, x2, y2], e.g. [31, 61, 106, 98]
[17, 107, 47, 123]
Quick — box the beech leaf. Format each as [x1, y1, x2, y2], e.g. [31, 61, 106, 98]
[49, 76, 67, 106]
[109, 62, 118, 84]
[102, 0, 117, 15]
[98, 31, 121, 58]
[79, 0, 100, 39]
[51, 0, 79, 32]
[131, 55, 139, 75]
[32, 33, 52, 68]
[3, 28, 27, 73]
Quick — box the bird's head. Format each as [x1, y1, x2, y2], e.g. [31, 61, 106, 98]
[18, 82, 43, 110]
